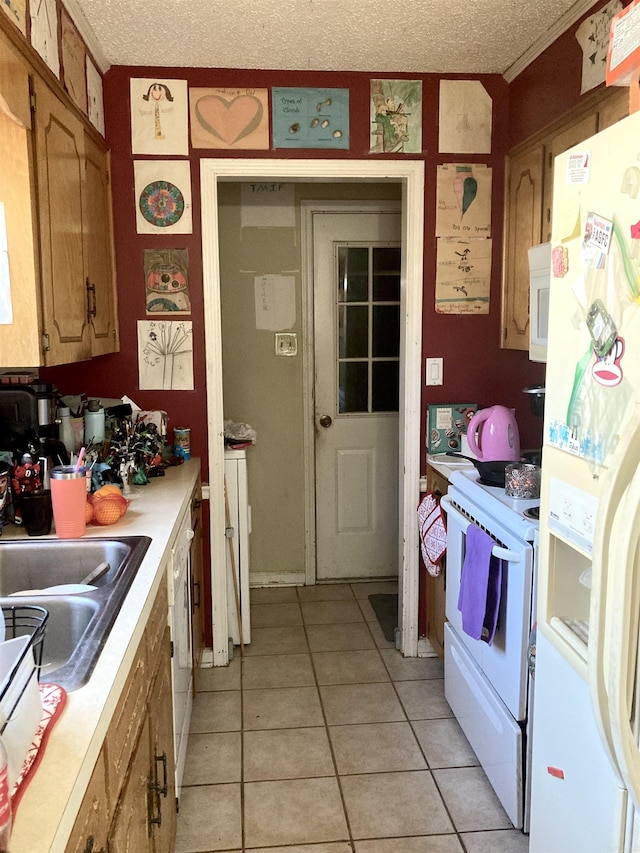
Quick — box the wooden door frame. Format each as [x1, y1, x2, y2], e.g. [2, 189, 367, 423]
[201, 160, 424, 665]
[302, 199, 402, 586]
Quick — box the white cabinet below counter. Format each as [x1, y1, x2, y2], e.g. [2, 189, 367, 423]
[7, 460, 202, 853]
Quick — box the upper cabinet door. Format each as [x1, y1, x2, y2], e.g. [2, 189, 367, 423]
[0, 27, 31, 129]
[84, 135, 119, 356]
[502, 144, 545, 351]
[32, 74, 91, 364]
[541, 114, 598, 244]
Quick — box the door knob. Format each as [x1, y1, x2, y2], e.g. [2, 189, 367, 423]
[319, 415, 332, 428]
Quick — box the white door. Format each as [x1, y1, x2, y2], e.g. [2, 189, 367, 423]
[313, 208, 401, 580]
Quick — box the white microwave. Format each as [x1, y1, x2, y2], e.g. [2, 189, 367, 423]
[528, 242, 550, 363]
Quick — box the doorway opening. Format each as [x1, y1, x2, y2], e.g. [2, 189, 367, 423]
[201, 160, 424, 666]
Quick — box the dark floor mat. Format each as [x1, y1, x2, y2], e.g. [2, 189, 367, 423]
[368, 593, 398, 643]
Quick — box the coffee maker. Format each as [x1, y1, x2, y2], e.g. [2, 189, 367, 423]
[0, 382, 70, 472]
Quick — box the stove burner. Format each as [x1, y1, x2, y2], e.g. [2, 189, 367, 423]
[524, 506, 540, 520]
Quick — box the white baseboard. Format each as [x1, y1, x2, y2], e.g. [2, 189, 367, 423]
[417, 636, 438, 658]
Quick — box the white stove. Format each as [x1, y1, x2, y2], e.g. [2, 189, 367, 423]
[448, 468, 539, 542]
[442, 466, 540, 831]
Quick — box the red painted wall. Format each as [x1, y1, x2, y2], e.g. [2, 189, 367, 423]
[44, 64, 561, 643]
[45, 66, 545, 466]
[509, 0, 633, 149]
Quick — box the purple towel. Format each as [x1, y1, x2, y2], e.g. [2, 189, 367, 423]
[457, 524, 503, 645]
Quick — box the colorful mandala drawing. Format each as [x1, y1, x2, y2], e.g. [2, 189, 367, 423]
[139, 180, 185, 227]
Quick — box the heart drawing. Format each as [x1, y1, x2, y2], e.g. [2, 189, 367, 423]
[194, 94, 264, 146]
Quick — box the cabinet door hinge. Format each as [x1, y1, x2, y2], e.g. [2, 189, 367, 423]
[170, 640, 174, 658]
[30, 91, 36, 112]
[41, 331, 50, 352]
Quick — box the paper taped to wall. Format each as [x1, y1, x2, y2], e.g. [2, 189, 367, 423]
[254, 275, 296, 331]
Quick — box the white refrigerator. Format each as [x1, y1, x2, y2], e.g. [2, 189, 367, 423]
[530, 109, 640, 851]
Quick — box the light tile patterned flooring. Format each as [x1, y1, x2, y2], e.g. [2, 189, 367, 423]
[175, 582, 530, 853]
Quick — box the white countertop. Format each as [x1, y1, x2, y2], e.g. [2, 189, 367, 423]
[5, 459, 201, 853]
[427, 453, 475, 482]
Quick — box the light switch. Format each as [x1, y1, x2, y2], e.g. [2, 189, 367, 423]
[275, 333, 297, 356]
[426, 357, 443, 385]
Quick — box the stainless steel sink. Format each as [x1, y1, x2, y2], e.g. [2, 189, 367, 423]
[0, 536, 151, 691]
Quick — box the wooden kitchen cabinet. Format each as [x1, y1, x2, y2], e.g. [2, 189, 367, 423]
[65, 580, 176, 853]
[502, 143, 545, 351]
[65, 749, 110, 853]
[0, 27, 43, 367]
[84, 134, 119, 358]
[32, 76, 119, 364]
[147, 631, 177, 853]
[501, 86, 628, 352]
[424, 465, 449, 660]
[0, 17, 119, 367]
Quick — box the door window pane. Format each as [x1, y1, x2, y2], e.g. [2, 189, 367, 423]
[339, 362, 368, 413]
[338, 305, 368, 358]
[338, 246, 368, 302]
[372, 361, 400, 412]
[373, 246, 401, 301]
[372, 305, 400, 358]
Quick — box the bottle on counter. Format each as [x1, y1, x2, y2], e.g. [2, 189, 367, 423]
[57, 407, 75, 456]
[0, 734, 12, 851]
[84, 399, 105, 446]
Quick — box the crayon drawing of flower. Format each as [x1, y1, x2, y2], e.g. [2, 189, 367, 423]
[139, 320, 193, 390]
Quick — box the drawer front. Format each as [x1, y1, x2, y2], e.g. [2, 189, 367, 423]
[445, 623, 524, 829]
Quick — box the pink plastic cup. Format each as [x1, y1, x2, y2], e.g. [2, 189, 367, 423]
[50, 466, 88, 538]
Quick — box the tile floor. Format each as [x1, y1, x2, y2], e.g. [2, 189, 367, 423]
[175, 582, 530, 853]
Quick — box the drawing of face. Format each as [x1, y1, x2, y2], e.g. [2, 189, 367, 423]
[142, 83, 174, 103]
[592, 336, 624, 387]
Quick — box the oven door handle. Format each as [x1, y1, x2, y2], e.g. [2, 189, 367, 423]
[440, 494, 521, 563]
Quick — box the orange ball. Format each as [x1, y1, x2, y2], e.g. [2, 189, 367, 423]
[93, 494, 128, 525]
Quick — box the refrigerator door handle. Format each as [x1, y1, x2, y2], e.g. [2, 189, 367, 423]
[606, 457, 640, 813]
[589, 403, 640, 784]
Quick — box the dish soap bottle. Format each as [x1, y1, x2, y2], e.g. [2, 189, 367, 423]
[0, 733, 12, 851]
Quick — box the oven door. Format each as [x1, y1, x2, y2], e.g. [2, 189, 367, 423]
[442, 487, 534, 721]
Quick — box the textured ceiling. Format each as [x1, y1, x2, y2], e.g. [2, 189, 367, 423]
[70, 0, 594, 77]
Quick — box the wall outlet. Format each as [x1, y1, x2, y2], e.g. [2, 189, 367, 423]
[275, 333, 297, 356]
[425, 357, 443, 385]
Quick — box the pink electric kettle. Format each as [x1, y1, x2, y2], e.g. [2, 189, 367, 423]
[466, 405, 520, 462]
